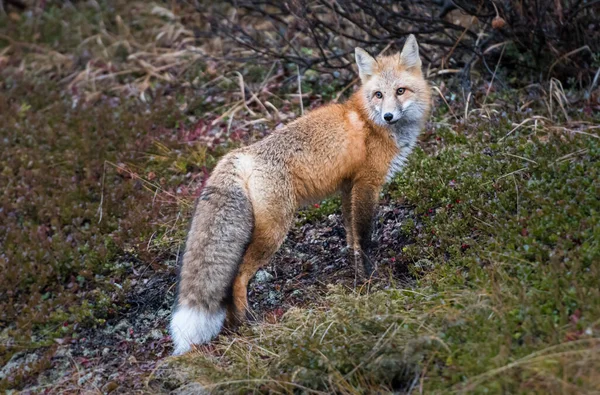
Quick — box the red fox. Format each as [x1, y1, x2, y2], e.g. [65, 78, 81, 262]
[170, 35, 431, 355]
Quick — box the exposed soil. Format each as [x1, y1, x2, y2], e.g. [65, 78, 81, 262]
[250, 198, 417, 318]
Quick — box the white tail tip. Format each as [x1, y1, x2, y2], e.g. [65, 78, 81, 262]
[170, 306, 226, 355]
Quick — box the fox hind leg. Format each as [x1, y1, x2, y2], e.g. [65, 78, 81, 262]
[227, 209, 293, 327]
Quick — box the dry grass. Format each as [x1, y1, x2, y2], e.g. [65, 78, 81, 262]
[0, 2, 212, 95]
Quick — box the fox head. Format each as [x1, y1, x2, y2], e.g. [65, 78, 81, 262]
[355, 35, 430, 127]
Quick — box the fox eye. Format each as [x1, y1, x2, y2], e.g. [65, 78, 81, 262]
[374, 91, 383, 99]
[396, 88, 406, 95]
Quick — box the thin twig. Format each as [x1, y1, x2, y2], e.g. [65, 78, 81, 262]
[235, 71, 256, 116]
[483, 43, 506, 105]
[547, 45, 591, 77]
[97, 161, 107, 224]
[499, 116, 549, 142]
[432, 86, 457, 120]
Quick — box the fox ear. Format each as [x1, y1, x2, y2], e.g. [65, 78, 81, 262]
[355, 47, 376, 81]
[399, 34, 422, 69]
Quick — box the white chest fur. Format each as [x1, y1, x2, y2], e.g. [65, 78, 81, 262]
[385, 126, 419, 181]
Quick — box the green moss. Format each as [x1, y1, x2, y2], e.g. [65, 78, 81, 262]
[0, 76, 203, 387]
[297, 197, 342, 225]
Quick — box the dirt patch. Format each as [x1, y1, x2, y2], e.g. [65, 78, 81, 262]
[249, 199, 417, 319]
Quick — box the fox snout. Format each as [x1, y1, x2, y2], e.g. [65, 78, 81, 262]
[382, 111, 401, 124]
[381, 105, 402, 124]
[376, 92, 406, 125]
[374, 94, 402, 124]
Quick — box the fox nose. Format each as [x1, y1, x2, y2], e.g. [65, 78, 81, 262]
[383, 113, 393, 122]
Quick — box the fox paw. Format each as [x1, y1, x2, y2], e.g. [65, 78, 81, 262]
[351, 250, 377, 279]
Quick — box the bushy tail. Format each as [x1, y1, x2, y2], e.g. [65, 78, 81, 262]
[170, 175, 254, 355]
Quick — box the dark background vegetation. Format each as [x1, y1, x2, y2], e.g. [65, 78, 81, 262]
[212, 0, 599, 82]
[0, 0, 599, 393]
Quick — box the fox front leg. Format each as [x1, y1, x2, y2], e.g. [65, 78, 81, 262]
[349, 180, 380, 278]
[340, 180, 355, 250]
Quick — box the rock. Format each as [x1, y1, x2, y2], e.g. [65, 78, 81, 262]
[254, 270, 274, 283]
[172, 382, 209, 394]
[149, 329, 163, 340]
[0, 352, 39, 380]
[267, 290, 281, 304]
[112, 319, 130, 334]
[54, 347, 72, 359]
[414, 259, 435, 270]
[77, 372, 93, 386]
